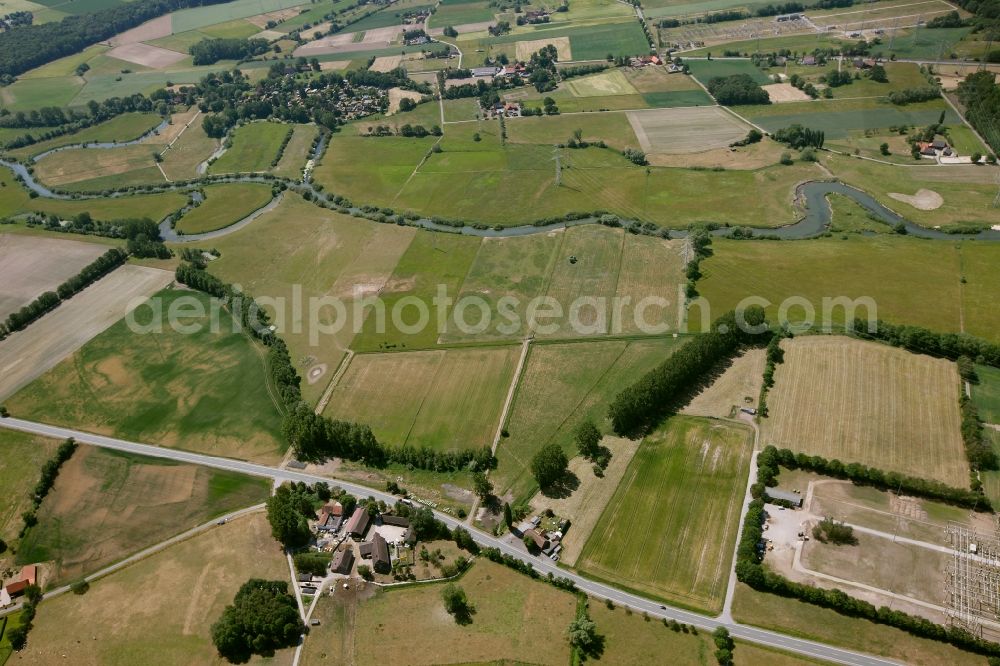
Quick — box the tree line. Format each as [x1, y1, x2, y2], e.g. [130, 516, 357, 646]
[772, 124, 825, 149]
[753, 445, 992, 511]
[849, 318, 1000, 368]
[1, 94, 163, 150]
[957, 71, 1000, 154]
[17, 437, 77, 539]
[608, 308, 771, 435]
[0, 0, 232, 78]
[0, 248, 127, 339]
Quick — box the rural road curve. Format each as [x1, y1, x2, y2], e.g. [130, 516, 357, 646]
[0, 416, 901, 665]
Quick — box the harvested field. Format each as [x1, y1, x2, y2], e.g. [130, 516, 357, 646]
[15, 444, 270, 585]
[626, 106, 749, 154]
[106, 43, 187, 69]
[324, 346, 519, 450]
[318, 59, 351, 70]
[33, 144, 164, 188]
[361, 25, 403, 43]
[578, 416, 753, 613]
[14, 512, 292, 666]
[0, 265, 172, 401]
[613, 233, 687, 335]
[388, 87, 423, 113]
[515, 36, 572, 61]
[273, 123, 317, 179]
[0, 233, 107, 319]
[682, 348, 766, 418]
[763, 82, 812, 103]
[159, 115, 219, 181]
[764, 336, 968, 487]
[246, 6, 301, 28]
[370, 54, 402, 72]
[7, 289, 287, 464]
[107, 14, 172, 46]
[564, 69, 638, 97]
[529, 435, 641, 566]
[888, 188, 943, 211]
[300, 559, 576, 666]
[252, 28, 285, 41]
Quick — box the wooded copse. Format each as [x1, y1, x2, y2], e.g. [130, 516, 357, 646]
[190, 38, 270, 66]
[608, 308, 770, 435]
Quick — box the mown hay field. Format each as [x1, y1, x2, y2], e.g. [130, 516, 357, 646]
[209, 121, 290, 174]
[15, 445, 270, 585]
[205, 195, 417, 404]
[174, 182, 274, 234]
[33, 144, 164, 189]
[495, 337, 683, 503]
[626, 106, 750, 155]
[763, 336, 967, 487]
[323, 346, 520, 450]
[695, 236, 968, 336]
[7, 289, 287, 464]
[578, 416, 753, 614]
[300, 559, 576, 666]
[14, 512, 290, 666]
[273, 123, 317, 179]
[0, 430, 59, 545]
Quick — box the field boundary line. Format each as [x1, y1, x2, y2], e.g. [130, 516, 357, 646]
[399, 350, 447, 447]
[314, 350, 356, 416]
[491, 338, 532, 452]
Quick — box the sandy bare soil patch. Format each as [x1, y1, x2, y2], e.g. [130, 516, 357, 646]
[107, 15, 172, 46]
[530, 436, 641, 566]
[388, 87, 423, 113]
[0, 265, 172, 400]
[371, 55, 403, 73]
[627, 106, 749, 154]
[0, 234, 108, 319]
[763, 82, 812, 103]
[682, 348, 766, 418]
[362, 25, 403, 44]
[647, 139, 784, 169]
[515, 36, 571, 61]
[107, 43, 187, 69]
[889, 188, 943, 211]
[319, 60, 351, 71]
[295, 33, 387, 56]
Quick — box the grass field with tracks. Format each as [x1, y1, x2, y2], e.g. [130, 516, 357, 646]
[324, 346, 520, 450]
[578, 415, 753, 614]
[973, 365, 1000, 425]
[16, 445, 270, 585]
[764, 336, 967, 486]
[273, 123, 317, 179]
[495, 338, 683, 502]
[209, 121, 290, 174]
[7, 289, 287, 464]
[22, 512, 291, 666]
[696, 235, 972, 336]
[174, 183, 274, 234]
[0, 430, 59, 545]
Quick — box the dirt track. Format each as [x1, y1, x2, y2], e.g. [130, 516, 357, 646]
[0, 265, 173, 401]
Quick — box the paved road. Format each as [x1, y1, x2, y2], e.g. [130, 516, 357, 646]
[0, 417, 901, 665]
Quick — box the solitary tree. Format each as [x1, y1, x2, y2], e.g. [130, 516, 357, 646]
[503, 502, 513, 527]
[568, 614, 602, 656]
[531, 442, 568, 489]
[575, 419, 602, 459]
[441, 583, 472, 623]
[472, 471, 493, 501]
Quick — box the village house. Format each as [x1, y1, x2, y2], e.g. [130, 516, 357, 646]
[316, 501, 344, 532]
[360, 532, 392, 574]
[800, 55, 817, 66]
[3, 564, 37, 599]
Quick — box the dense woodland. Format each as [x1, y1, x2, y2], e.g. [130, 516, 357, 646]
[190, 37, 270, 66]
[957, 71, 1000, 154]
[706, 74, 770, 106]
[0, 0, 232, 78]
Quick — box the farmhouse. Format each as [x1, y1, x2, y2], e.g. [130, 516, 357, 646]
[316, 502, 344, 532]
[525, 528, 550, 551]
[345, 507, 371, 539]
[766, 488, 804, 507]
[3, 564, 37, 598]
[360, 532, 392, 573]
[800, 56, 817, 66]
[331, 547, 354, 574]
